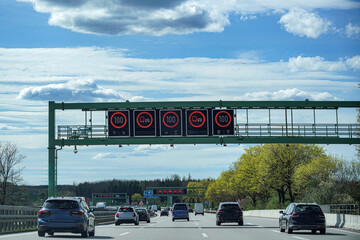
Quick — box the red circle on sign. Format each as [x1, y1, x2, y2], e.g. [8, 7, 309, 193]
[189, 111, 206, 128]
[162, 111, 179, 128]
[173, 190, 177, 194]
[168, 190, 172, 194]
[110, 112, 127, 129]
[215, 111, 232, 127]
[158, 189, 162, 194]
[136, 111, 153, 129]
[163, 190, 167, 194]
[178, 189, 182, 194]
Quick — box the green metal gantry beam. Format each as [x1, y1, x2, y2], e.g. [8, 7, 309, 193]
[48, 100, 360, 197]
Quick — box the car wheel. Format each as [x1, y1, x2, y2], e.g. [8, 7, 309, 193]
[311, 229, 317, 234]
[38, 231, 45, 237]
[135, 221, 139, 225]
[216, 220, 221, 226]
[280, 224, 285, 232]
[81, 227, 88, 238]
[172, 218, 175, 222]
[147, 219, 150, 223]
[238, 220, 243, 226]
[115, 221, 120, 226]
[187, 218, 189, 221]
[89, 226, 95, 237]
[47, 231, 54, 236]
[286, 223, 293, 234]
[320, 228, 326, 235]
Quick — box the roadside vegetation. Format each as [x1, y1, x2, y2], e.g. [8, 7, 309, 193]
[204, 144, 360, 210]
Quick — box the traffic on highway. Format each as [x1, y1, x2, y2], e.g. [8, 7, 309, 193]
[1, 210, 360, 240]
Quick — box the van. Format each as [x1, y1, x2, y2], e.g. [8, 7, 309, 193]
[194, 203, 204, 215]
[151, 205, 158, 212]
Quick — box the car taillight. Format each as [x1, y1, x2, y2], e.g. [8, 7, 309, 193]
[187, 211, 189, 214]
[236, 209, 242, 213]
[291, 213, 299, 217]
[70, 210, 84, 215]
[133, 213, 136, 217]
[319, 213, 325, 218]
[218, 209, 224, 213]
[39, 210, 50, 215]
[172, 211, 174, 215]
[116, 213, 119, 217]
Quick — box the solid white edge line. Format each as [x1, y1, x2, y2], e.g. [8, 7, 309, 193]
[119, 232, 130, 236]
[0, 232, 35, 239]
[331, 228, 360, 235]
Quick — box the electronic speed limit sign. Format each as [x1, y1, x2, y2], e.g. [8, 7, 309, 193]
[160, 110, 182, 136]
[108, 111, 130, 137]
[212, 109, 234, 136]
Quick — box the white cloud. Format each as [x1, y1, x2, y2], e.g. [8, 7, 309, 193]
[345, 55, 360, 71]
[17, 79, 125, 102]
[279, 8, 332, 38]
[289, 56, 347, 72]
[345, 23, 360, 38]
[234, 88, 342, 101]
[19, 0, 358, 36]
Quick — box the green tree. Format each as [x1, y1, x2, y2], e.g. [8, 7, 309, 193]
[260, 144, 326, 203]
[229, 145, 268, 207]
[131, 193, 143, 203]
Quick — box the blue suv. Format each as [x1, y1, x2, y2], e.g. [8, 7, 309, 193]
[38, 197, 95, 237]
[172, 203, 189, 221]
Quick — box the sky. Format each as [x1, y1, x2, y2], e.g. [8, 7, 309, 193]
[0, 0, 359, 186]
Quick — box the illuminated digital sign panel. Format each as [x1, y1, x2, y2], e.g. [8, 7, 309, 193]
[186, 109, 208, 136]
[108, 111, 130, 137]
[212, 109, 235, 136]
[134, 110, 156, 136]
[160, 110, 182, 136]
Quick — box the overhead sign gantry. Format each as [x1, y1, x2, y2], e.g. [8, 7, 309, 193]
[48, 100, 360, 197]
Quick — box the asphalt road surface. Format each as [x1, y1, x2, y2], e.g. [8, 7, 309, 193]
[1, 213, 360, 240]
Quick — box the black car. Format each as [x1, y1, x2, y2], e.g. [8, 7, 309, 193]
[216, 202, 243, 226]
[279, 203, 326, 234]
[136, 208, 151, 223]
[160, 208, 169, 216]
[38, 197, 95, 238]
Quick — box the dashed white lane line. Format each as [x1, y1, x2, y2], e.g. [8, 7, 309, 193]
[202, 233, 208, 238]
[292, 236, 310, 240]
[119, 232, 130, 236]
[270, 230, 281, 234]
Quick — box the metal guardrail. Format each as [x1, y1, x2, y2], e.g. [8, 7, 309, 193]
[0, 205, 116, 234]
[58, 123, 359, 140]
[320, 204, 359, 215]
[0, 205, 40, 233]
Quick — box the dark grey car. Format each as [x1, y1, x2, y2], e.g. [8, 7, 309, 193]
[279, 203, 326, 234]
[216, 202, 243, 226]
[38, 197, 95, 238]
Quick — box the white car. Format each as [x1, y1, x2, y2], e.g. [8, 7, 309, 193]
[115, 206, 139, 225]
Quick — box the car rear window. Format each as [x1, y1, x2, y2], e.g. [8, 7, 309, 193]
[174, 204, 187, 210]
[44, 200, 79, 209]
[221, 204, 240, 211]
[118, 208, 134, 212]
[295, 205, 323, 214]
[136, 209, 147, 213]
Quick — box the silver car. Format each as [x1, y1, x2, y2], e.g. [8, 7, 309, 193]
[115, 206, 139, 225]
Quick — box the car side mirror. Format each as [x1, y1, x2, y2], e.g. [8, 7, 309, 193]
[279, 211, 284, 214]
[90, 208, 94, 212]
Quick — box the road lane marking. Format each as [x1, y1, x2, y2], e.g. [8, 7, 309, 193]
[0, 232, 35, 239]
[119, 232, 130, 236]
[270, 230, 281, 234]
[202, 233, 208, 238]
[331, 228, 360, 235]
[292, 237, 310, 240]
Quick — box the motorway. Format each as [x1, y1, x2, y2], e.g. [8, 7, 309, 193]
[1, 213, 360, 240]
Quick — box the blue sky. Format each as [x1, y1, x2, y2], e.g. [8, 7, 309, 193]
[0, 0, 359, 185]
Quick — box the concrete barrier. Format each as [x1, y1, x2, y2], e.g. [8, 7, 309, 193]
[243, 210, 360, 231]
